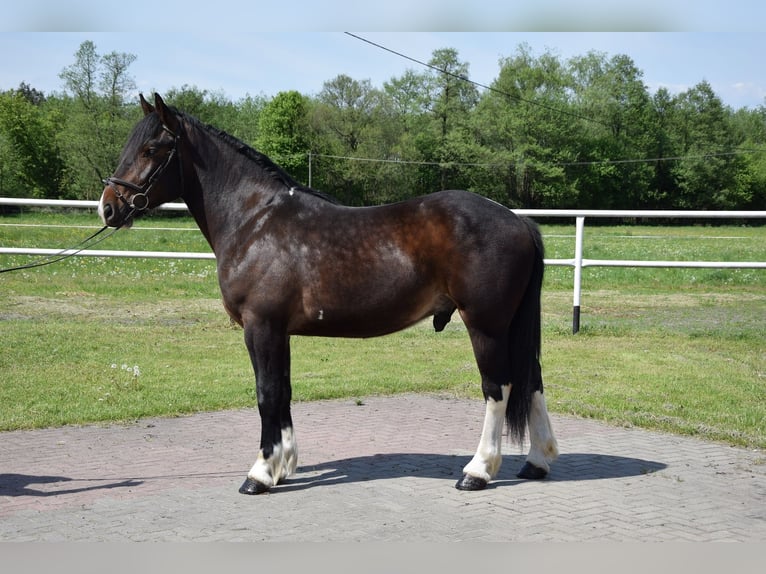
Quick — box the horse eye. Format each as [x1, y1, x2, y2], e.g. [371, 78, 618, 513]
[143, 147, 157, 158]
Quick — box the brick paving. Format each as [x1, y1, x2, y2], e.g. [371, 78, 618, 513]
[1, 393, 764, 541]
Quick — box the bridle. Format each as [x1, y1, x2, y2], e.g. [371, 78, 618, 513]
[102, 124, 184, 218]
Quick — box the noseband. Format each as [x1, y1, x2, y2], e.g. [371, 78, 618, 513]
[103, 124, 183, 215]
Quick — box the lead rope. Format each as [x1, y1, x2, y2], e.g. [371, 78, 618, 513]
[0, 223, 122, 274]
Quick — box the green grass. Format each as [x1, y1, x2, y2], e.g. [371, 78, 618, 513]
[1, 211, 764, 449]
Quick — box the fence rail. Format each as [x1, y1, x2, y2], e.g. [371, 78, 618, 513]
[0, 197, 189, 211]
[2, 197, 765, 333]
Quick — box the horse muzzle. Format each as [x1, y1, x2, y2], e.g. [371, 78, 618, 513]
[98, 185, 135, 228]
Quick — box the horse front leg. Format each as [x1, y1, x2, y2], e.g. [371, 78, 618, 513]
[239, 322, 298, 495]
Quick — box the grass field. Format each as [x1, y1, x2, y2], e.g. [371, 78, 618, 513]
[1, 210, 764, 449]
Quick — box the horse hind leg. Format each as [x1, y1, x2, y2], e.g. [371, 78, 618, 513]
[517, 389, 559, 479]
[456, 320, 558, 489]
[456, 328, 510, 491]
[456, 384, 509, 490]
[457, 385, 558, 488]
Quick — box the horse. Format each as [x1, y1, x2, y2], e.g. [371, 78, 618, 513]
[99, 93, 559, 495]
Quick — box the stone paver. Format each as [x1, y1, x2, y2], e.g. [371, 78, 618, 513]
[1, 394, 764, 541]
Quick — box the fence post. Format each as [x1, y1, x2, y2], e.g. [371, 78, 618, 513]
[572, 216, 585, 334]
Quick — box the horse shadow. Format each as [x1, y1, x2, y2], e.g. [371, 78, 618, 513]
[0, 473, 142, 497]
[0, 453, 666, 497]
[277, 452, 667, 492]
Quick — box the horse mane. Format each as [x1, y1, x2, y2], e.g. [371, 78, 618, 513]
[175, 109, 341, 205]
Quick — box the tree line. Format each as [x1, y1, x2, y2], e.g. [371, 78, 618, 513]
[1, 40, 765, 211]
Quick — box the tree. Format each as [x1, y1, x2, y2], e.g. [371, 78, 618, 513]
[0, 89, 65, 198]
[164, 84, 241, 133]
[232, 94, 267, 147]
[419, 48, 479, 192]
[642, 87, 680, 208]
[473, 45, 578, 208]
[380, 70, 433, 201]
[0, 106, 26, 198]
[256, 91, 311, 183]
[569, 51, 655, 208]
[669, 81, 740, 209]
[311, 75, 385, 204]
[425, 48, 478, 137]
[16, 82, 46, 106]
[383, 69, 430, 134]
[729, 106, 766, 210]
[57, 40, 139, 199]
[315, 74, 380, 153]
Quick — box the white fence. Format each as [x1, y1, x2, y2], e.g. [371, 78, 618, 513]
[2, 198, 765, 333]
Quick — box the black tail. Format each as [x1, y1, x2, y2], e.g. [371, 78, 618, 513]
[505, 217, 545, 444]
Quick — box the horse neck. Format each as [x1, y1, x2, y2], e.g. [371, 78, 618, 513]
[179, 121, 278, 254]
[180, 181, 214, 248]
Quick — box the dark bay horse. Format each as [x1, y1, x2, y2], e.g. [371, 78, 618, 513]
[99, 93, 558, 494]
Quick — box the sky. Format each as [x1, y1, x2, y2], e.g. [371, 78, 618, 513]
[1, 4, 765, 111]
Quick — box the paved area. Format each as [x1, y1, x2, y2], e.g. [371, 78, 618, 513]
[1, 393, 764, 541]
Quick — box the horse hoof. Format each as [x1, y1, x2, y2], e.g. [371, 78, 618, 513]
[455, 474, 488, 491]
[516, 462, 548, 480]
[239, 477, 270, 495]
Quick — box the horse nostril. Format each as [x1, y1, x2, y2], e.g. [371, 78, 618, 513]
[103, 203, 114, 221]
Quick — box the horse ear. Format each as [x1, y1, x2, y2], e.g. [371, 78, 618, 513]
[140, 93, 155, 116]
[154, 93, 180, 132]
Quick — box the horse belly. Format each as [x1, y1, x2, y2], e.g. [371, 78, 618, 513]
[291, 279, 444, 338]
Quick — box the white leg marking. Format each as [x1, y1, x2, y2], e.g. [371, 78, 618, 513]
[463, 385, 510, 482]
[248, 447, 279, 488]
[281, 426, 298, 479]
[247, 426, 298, 487]
[525, 391, 559, 471]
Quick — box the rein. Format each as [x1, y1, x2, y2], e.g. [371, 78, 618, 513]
[0, 224, 121, 274]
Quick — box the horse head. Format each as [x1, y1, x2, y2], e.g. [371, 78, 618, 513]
[99, 93, 184, 228]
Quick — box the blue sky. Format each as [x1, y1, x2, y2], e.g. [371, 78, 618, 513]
[1, 30, 765, 110]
